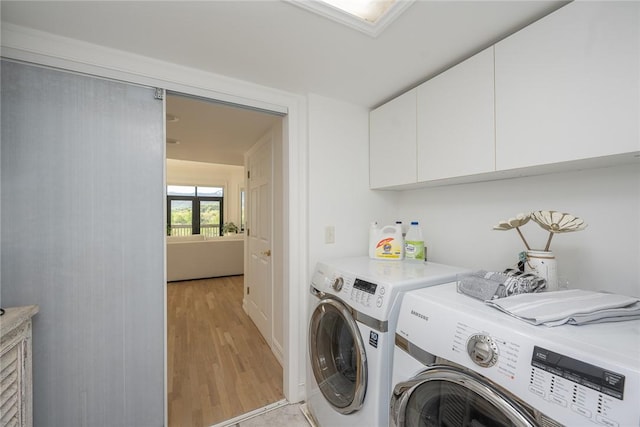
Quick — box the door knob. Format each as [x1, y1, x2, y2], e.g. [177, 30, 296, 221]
[262, 249, 271, 257]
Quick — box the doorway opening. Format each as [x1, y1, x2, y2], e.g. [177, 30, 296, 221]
[164, 92, 286, 426]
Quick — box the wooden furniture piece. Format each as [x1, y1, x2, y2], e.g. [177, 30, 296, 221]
[1, 305, 39, 427]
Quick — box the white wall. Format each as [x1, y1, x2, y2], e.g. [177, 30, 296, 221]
[394, 163, 640, 297]
[304, 92, 399, 396]
[307, 93, 398, 273]
[166, 159, 245, 227]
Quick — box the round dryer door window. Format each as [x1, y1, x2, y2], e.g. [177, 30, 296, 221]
[391, 366, 538, 427]
[309, 297, 367, 414]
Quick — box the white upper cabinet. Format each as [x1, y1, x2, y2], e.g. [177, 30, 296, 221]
[417, 47, 495, 181]
[369, 88, 417, 189]
[495, 1, 640, 170]
[369, 2, 638, 189]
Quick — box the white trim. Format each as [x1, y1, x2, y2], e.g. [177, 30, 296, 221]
[1, 21, 308, 409]
[0, 23, 290, 113]
[161, 93, 169, 427]
[271, 338, 285, 367]
[210, 399, 289, 427]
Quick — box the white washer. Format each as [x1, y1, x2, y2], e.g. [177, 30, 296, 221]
[305, 256, 469, 427]
[391, 282, 640, 427]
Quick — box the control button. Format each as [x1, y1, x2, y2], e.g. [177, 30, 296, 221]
[376, 296, 383, 307]
[596, 415, 618, 427]
[379, 286, 386, 295]
[529, 386, 545, 398]
[549, 395, 567, 407]
[571, 404, 592, 418]
[332, 277, 344, 292]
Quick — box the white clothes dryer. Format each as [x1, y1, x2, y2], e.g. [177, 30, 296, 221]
[306, 256, 469, 427]
[391, 282, 640, 427]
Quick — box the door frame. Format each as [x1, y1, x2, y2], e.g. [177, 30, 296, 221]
[1, 22, 309, 423]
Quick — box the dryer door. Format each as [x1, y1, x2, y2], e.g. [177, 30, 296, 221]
[309, 297, 367, 414]
[391, 365, 539, 427]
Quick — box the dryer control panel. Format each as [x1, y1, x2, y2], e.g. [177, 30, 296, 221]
[528, 346, 627, 427]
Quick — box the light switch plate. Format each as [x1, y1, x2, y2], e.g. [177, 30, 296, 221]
[325, 226, 335, 244]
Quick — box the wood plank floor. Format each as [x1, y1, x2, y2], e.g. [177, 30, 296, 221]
[167, 275, 284, 427]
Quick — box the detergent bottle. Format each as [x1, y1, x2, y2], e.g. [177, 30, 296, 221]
[404, 221, 425, 262]
[370, 223, 404, 260]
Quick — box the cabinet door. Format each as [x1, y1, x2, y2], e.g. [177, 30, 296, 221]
[417, 47, 495, 181]
[495, 2, 640, 170]
[369, 89, 417, 189]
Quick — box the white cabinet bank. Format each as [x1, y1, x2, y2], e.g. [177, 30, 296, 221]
[369, 1, 639, 190]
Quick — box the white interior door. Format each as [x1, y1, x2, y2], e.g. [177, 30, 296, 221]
[245, 132, 274, 345]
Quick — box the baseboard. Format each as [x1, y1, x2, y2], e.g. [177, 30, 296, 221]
[271, 338, 284, 366]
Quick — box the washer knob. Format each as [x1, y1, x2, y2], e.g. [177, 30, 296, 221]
[332, 277, 344, 292]
[467, 334, 498, 368]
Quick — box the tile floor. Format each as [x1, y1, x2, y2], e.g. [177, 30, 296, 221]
[215, 402, 314, 427]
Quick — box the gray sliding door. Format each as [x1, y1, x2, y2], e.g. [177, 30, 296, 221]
[1, 60, 165, 426]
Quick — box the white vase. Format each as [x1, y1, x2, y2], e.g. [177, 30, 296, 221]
[524, 250, 558, 291]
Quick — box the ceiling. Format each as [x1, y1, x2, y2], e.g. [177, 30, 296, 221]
[165, 94, 282, 166]
[1, 0, 568, 166]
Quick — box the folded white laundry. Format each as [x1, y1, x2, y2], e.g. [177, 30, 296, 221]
[485, 289, 640, 326]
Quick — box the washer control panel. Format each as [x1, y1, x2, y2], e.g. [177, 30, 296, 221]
[351, 278, 382, 308]
[312, 269, 387, 315]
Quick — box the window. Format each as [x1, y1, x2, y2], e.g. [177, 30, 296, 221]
[167, 185, 224, 237]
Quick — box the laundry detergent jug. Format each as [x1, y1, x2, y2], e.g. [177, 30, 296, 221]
[370, 223, 404, 260]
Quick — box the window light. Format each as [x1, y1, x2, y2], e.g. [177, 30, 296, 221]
[287, 0, 414, 37]
[323, 0, 397, 23]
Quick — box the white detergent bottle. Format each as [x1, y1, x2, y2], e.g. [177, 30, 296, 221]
[371, 223, 404, 260]
[405, 221, 426, 262]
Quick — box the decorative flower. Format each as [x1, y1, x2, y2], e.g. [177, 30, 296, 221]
[530, 210, 587, 250]
[493, 213, 532, 250]
[493, 213, 531, 230]
[493, 210, 587, 251]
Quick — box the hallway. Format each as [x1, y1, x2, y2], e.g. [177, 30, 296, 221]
[167, 276, 284, 426]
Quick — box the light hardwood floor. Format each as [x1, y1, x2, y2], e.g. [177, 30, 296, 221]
[167, 275, 284, 427]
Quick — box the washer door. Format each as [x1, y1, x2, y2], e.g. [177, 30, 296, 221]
[309, 297, 367, 414]
[391, 365, 538, 427]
